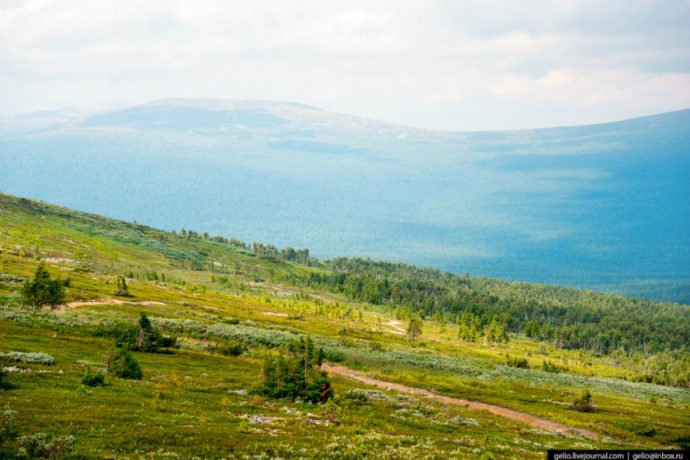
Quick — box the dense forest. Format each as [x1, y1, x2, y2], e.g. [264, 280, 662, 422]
[296, 258, 690, 354]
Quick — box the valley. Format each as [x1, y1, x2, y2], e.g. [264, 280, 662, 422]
[2, 100, 689, 303]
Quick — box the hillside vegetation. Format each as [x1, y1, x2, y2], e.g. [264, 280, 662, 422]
[1, 192, 689, 458]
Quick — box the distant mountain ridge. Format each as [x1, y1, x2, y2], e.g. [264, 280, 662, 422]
[8, 97, 689, 134]
[1, 99, 689, 303]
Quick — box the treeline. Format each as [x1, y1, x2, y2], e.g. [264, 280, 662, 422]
[251, 243, 311, 265]
[295, 258, 690, 354]
[124, 270, 186, 285]
[177, 228, 248, 249]
[176, 228, 313, 265]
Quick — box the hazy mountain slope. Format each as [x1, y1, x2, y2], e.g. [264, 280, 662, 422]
[1, 100, 688, 302]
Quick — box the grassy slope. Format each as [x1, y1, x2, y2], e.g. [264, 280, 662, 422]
[1, 193, 689, 459]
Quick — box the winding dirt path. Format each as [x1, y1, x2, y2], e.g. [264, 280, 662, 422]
[323, 364, 598, 440]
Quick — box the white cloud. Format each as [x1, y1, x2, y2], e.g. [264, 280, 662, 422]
[1, 0, 689, 129]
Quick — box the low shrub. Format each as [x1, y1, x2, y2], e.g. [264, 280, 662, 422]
[368, 341, 384, 351]
[636, 424, 656, 437]
[106, 349, 142, 380]
[617, 422, 656, 437]
[0, 273, 26, 283]
[91, 322, 139, 347]
[1, 410, 18, 445]
[572, 389, 595, 412]
[210, 341, 246, 357]
[81, 369, 106, 387]
[321, 347, 345, 363]
[542, 360, 561, 373]
[18, 432, 75, 459]
[0, 373, 11, 391]
[505, 354, 529, 369]
[154, 317, 297, 348]
[0, 367, 14, 390]
[344, 389, 369, 402]
[93, 314, 177, 353]
[449, 415, 480, 426]
[0, 351, 55, 365]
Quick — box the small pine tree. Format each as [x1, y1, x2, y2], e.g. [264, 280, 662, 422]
[22, 262, 68, 310]
[114, 276, 131, 297]
[136, 312, 150, 351]
[134, 312, 175, 352]
[541, 322, 554, 340]
[484, 318, 507, 345]
[497, 324, 509, 343]
[485, 324, 495, 344]
[468, 325, 479, 342]
[407, 317, 423, 343]
[524, 319, 540, 338]
[458, 323, 469, 340]
[491, 318, 508, 344]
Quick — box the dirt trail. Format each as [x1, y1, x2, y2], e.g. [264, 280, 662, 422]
[59, 299, 166, 311]
[323, 364, 598, 440]
[383, 320, 405, 335]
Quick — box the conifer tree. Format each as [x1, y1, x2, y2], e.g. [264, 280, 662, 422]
[114, 276, 130, 297]
[469, 325, 479, 342]
[22, 262, 68, 310]
[458, 323, 469, 340]
[256, 337, 332, 403]
[407, 316, 423, 343]
[485, 323, 495, 344]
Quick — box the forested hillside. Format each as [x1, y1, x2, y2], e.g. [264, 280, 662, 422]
[301, 259, 690, 354]
[169, 225, 690, 356]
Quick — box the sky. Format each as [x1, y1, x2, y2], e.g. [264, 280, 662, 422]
[1, 0, 690, 130]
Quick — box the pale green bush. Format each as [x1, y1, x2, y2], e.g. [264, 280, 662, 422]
[0, 351, 54, 365]
[18, 432, 75, 459]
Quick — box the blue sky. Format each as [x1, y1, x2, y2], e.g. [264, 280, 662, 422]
[1, 0, 689, 130]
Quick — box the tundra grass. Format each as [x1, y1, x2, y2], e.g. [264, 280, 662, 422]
[2, 321, 625, 459]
